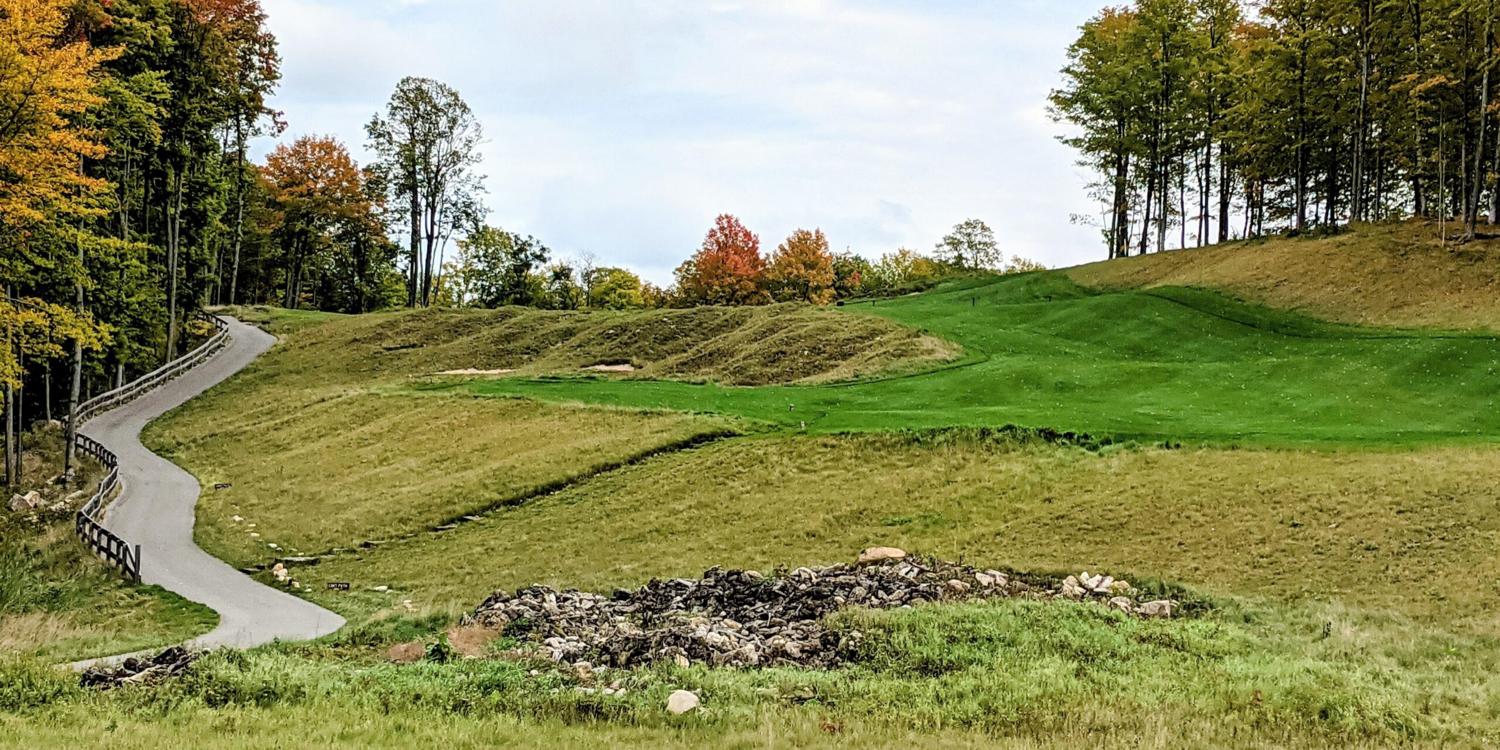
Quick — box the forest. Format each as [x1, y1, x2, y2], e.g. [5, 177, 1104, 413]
[1051, 0, 1500, 257]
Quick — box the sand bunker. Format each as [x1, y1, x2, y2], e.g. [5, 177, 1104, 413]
[584, 363, 637, 373]
[433, 368, 517, 376]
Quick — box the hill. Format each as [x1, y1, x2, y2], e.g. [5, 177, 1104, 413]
[229, 302, 960, 387]
[445, 272, 1500, 444]
[1067, 222, 1500, 332]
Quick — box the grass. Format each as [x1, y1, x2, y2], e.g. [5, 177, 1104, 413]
[1067, 221, 1500, 332]
[285, 433, 1500, 633]
[0, 429, 216, 662]
[47, 227, 1500, 745]
[432, 272, 1500, 446]
[3, 597, 1500, 747]
[149, 391, 729, 565]
[223, 301, 958, 386]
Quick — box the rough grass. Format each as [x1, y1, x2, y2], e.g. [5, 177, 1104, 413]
[0, 430, 215, 661]
[288, 434, 1500, 634]
[3, 598, 1499, 748]
[445, 272, 1500, 445]
[227, 302, 959, 386]
[1067, 221, 1500, 332]
[149, 391, 728, 566]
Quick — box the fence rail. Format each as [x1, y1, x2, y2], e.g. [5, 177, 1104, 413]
[69, 312, 231, 582]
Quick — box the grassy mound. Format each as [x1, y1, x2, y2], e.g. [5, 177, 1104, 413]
[439, 272, 1500, 445]
[1067, 222, 1500, 332]
[231, 302, 959, 387]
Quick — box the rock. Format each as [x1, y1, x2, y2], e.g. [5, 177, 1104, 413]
[1138, 600, 1178, 619]
[81, 647, 197, 690]
[1108, 597, 1135, 613]
[271, 563, 290, 584]
[371, 585, 390, 593]
[8, 491, 42, 512]
[468, 553, 1190, 672]
[666, 690, 701, 715]
[857, 547, 907, 565]
[1061, 576, 1086, 599]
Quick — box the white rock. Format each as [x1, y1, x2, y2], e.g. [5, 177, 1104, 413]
[666, 690, 701, 715]
[1061, 576, 1086, 599]
[857, 547, 907, 565]
[1138, 600, 1177, 619]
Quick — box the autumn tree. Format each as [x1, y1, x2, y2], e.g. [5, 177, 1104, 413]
[766, 228, 836, 304]
[0, 0, 114, 484]
[262, 136, 369, 309]
[675, 214, 769, 306]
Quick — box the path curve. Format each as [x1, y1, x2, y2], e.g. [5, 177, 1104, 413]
[83, 317, 345, 650]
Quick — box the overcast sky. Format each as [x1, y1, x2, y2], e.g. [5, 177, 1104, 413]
[258, 0, 1106, 283]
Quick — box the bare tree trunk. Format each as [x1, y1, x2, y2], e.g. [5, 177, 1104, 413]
[228, 125, 248, 306]
[1467, 1, 1494, 240]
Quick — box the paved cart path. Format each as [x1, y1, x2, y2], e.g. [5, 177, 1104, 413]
[83, 317, 344, 653]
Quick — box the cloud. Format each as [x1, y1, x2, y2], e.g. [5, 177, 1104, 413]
[260, 0, 1105, 283]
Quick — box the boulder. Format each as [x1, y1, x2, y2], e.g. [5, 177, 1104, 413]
[1137, 600, 1177, 619]
[666, 690, 701, 715]
[8, 491, 42, 512]
[857, 547, 907, 565]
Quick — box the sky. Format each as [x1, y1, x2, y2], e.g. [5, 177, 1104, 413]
[257, 0, 1108, 284]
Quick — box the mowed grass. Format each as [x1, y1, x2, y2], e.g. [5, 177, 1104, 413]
[0, 431, 215, 662]
[440, 272, 1500, 446]
[1068, 221, 1500, 332]
[291, 433, 1500, 633]
[4, 596, 1500, 748]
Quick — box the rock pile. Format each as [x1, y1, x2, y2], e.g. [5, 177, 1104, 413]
[471, 550, 1180, 670]
[80, 647, 198, 690]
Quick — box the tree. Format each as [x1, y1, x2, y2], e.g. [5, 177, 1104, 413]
[460, 226, 551, 308]
[831, 252, 872, 299]
[674, 214, 769, 306]
[262, 136, 369, 309]
[366, 77, 486, 308]
[934, 219, 1000, 269]
[766, 228, 836, 304]
[586, 267, 646, 310]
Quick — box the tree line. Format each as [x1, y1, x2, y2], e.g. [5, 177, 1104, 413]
[1050, 0, 1500, 258]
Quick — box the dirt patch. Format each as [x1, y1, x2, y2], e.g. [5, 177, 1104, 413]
[584, 363, 636, 373]
[446, 623, 503, 658]
[387, 641, 424, 664]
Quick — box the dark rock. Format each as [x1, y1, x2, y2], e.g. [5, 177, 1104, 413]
[80, 647, 197, 690]
[471, 557, 1163, 670]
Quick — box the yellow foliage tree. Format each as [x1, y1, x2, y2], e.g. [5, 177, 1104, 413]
[766, 228, 836, 305]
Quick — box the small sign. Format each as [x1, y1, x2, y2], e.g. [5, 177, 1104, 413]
[326, 582, 351, 591]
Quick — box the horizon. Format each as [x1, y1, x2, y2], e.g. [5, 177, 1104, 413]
[258, 0, 1106, 284]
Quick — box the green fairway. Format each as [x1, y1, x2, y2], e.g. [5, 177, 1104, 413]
[435, 273, 1500, 445]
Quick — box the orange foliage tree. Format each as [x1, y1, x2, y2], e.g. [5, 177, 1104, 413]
[262, 135, 369, 308]
[674, 214, 769, 306]
[766, 228, 836, 304]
